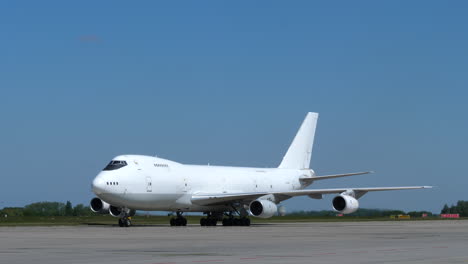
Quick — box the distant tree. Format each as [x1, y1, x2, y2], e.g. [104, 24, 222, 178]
[407, 211, 433, 217]
[23, 202, 65, 216]
[288, 209, 410, 217]
[72, 204, 93, 216]
[0, 207, 24, 217]
[64, 201, 73, 216]
[441, 204, 449, 214]
[455, 200, 468, 216]
[380, 210, 406, 217]
[440, 201, 468, 217]
[447, 203, 456, 214]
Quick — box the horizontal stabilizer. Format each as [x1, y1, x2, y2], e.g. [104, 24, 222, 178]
[300, 171, 374, 185]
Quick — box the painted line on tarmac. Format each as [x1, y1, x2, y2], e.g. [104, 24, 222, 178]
[151, 245, 451, 264]
[192, 260, 224, 263]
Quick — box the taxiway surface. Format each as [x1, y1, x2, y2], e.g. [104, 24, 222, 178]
[0, 220, 467, 264]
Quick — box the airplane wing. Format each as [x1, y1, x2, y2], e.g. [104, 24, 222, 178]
[191, 186, 432, 206]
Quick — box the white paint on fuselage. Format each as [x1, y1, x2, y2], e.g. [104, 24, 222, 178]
[92, 154, 313, 212]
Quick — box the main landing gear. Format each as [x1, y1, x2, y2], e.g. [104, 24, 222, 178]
[199, 211, 251, 227]
[170, 211, 187, 226]
[200, 212, 223, 226]
[222, 216, 251, 226]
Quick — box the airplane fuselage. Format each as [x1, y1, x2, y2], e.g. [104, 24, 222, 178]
[92, 155, 313, 212]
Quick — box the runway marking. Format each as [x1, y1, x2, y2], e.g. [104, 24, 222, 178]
[377, 248, 399, 252]
[192, 260, 224, 263]
[313, 252, 337, 256]
[154, 245, 452, 264]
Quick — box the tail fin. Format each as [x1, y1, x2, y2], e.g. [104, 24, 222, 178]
[278, 112, 318, 169]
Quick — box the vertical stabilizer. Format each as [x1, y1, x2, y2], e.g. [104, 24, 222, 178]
[278, 112, 318, 169]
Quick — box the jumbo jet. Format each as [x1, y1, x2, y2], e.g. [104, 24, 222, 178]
[90, 113, 431, 227]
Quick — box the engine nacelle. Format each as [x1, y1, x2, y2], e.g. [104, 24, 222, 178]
[249, 199, 278, 218]
[109, 205, 122, 217]
[90, 197, 110, 214]
[332, 194, 359, 214]
[90, 198, 135, 217]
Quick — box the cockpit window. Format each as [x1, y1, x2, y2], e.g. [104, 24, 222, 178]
[103, 160, 128, 171]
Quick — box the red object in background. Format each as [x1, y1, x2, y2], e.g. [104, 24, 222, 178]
[440, 214, 460, 218]
[422, 213, 428, 218]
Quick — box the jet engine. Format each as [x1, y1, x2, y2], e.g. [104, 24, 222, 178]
[109, 205, 122, 217]
[90, 197, 110, 214]
[332, 194, 359, 214]
[90, 198, 136, 217]
[249, 199, 278, 218]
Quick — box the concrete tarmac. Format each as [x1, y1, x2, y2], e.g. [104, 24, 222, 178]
[1, 220, 467, 264]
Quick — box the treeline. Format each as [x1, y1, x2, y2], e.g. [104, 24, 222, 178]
[3, 201, 467, 218]
[441, 201, 468, 216]
[289, 208, 434, 217]
[0, 201, 93, 217]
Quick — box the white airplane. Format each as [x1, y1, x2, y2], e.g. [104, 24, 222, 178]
[90, 112, 431, 227]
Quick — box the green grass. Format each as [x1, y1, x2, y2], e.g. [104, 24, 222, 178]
[0, 215, 465, 226]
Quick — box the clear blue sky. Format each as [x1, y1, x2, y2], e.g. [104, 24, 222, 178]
[1, 1, 466, 213]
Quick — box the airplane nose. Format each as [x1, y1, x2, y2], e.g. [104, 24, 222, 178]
[92, 176, 106, 195]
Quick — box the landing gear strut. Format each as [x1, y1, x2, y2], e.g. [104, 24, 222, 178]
[118, 216, 131, 227]
[170, 211, 187, 226]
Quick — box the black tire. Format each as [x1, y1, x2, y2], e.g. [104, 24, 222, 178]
[200, 218, 206, 226]
[118, 219, 124, 227]
[170, 218, 176, 226]
[244, 218, 251, 226]
[233, 218, 240, 226]
[182, 218, 187, 226]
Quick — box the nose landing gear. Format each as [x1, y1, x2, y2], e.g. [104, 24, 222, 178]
[118, 216, 131, 227]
